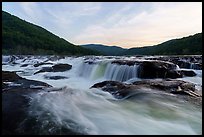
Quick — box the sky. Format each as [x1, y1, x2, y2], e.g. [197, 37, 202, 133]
[2, 2, 202, 48]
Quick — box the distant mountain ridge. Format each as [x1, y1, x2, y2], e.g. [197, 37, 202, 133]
[81, 44, 127, 55]
[81, 33, 202, 55]
[2, 11, 100, 55]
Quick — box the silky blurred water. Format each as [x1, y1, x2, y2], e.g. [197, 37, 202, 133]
[2, 55, 202, 135]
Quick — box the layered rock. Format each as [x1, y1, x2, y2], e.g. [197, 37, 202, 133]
[91, 79, 202, 106]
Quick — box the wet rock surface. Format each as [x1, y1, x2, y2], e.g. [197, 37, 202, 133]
[33, 62, 53, 67]
[20, 64, 30, 67]
[34, 64, 72, 74]
[137, 61, 182, 79]
[44, 75, 69, 80]
[44, 55, 65, 62]
[178, 70, 197, 77]
[2, 71, 52, 135]
[112, 60, 185, 79]
[144, 55, 202, 70]
[111, 59, 199, 79]
[91, 79, 202, 106]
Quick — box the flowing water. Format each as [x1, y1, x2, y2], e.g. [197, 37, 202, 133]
[2, 55, 202, 135]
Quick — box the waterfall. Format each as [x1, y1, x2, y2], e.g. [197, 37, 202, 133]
[189, 63, 200, 70]
[90, 61, 108, 80]
[79, 62, 96, 78]
[104, 63, 139, 82]
[79, 61, 139, 82]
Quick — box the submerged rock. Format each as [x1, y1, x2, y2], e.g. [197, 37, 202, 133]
[20, 64, 29, 67]
[44, 75, 68, 80]
[34, 64, 72, 75]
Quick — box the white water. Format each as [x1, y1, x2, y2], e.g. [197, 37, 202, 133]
[2, 55, 202, 135]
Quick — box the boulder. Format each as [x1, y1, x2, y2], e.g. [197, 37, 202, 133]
[34, 64, 72, 75]
[137, 61, 182, 79]
[91, 81, 131, 98]
[33, 62, 53, 67]
[2, 71, 23, 82]
[52, 64, 72, 72]
[179, 70, 197, 77]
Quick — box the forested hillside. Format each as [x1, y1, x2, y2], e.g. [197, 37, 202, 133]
[122, 33, 202, 55]
[2, 11, 100, 55]
[81, 33, 202, 56]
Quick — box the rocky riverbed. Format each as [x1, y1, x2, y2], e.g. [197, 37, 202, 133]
[2, 55, 202, 135]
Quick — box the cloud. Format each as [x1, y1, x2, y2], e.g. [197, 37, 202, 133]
[2, 2, 202, 48]
[18, 2, 44, 24]
[72, 2, 202, 48]
[3, 2, 102, 39]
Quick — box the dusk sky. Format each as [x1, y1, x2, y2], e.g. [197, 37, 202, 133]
[2, 2, 202, 48]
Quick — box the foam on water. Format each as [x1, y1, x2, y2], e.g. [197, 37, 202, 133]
[2, 55, 202, 135]
[28, 87, 201, 135]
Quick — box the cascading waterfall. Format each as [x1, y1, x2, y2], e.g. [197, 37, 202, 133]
[79, 62, 96, 78]
[104, 63, 139, 82]
[78, 61, 139, 82]
[90, 61, 108, 80]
